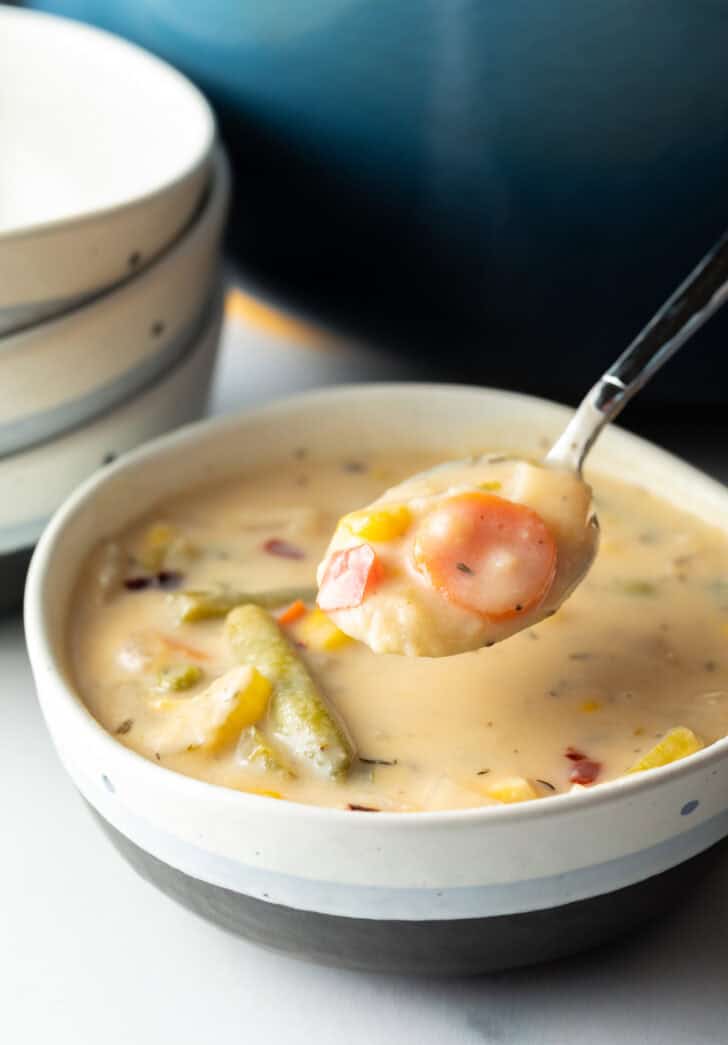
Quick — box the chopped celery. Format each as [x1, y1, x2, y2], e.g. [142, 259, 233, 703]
[236, 725, 293, 775]
[155, 663, 203, 693]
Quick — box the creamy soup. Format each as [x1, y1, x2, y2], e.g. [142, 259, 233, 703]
[70, 450, 728, 811]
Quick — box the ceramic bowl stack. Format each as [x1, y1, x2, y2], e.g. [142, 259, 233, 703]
[0, 7, 228, 611]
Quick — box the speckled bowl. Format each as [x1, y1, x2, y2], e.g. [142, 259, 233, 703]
[0, 7, 215, 335]
[0, 284, 224, 615]
[0, 148, 229, 458]
[24, 385, 728, 975]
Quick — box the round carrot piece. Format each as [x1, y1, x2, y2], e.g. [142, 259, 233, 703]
[318, 544, 383, 612]
[413, 492, 557, 619]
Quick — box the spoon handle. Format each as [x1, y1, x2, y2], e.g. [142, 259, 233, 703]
[546, 228, 728, 473]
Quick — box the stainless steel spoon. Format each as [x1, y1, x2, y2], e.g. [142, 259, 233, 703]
[546, 228, 728, 473]
[318, 229, 728, 657]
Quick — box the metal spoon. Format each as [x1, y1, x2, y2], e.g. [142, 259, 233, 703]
[318, 229, 728, 657]
[546, 228, 728, 474]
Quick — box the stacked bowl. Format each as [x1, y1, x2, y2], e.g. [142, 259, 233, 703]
[0, 7, 229, 610]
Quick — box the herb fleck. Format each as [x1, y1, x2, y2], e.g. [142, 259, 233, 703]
[263, 538, 305, 560]
[347, 803, 380, 812]
[124, 576, 153, 591]
[342, 460, 367, 474]
[156, 570, 183, 590]
[536, 779, 556, 791]
[115, 719, 134, 735]
[456, 562, 474, 574]
[476, 768, 491, 776]
[360, 757, 398, 767]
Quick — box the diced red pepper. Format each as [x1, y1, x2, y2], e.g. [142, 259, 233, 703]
[565, 747, 587, 762]
[317, 544, 382, 611]
[569, 760, 602, 785]
[263, 538, 305, 559]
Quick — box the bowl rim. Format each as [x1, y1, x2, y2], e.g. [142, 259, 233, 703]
[0, 6, 216, 243]
[0, 145, 227, 352]
[24, 381, 728, 829]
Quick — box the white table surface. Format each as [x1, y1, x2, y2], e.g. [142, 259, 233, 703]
[3, 300, 728, 1045]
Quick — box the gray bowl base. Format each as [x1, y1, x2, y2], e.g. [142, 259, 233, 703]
[91, 807, 727, 976]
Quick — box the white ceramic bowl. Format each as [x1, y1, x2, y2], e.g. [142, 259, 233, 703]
[0, 284, 223, 559]
[24, 385, 728, 974]
[0, 7, 215, 333]
[0, 149, 229, 458]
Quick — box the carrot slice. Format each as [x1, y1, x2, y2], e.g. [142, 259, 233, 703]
[413, 492, 557, 619]
[317, 544, 382, 612]
[157, 634, 211, 661]
[277, 599, 307, 626]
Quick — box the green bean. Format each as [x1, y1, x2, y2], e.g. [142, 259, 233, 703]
[173, 585, 317, 623]
[237, 725, 293, 775]
[225, 604, 355, 778]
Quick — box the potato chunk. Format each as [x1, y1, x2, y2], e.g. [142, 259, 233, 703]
[485, 777, 539, 803]
[627, 726, 703, 774]
[149, 665, 271, 755]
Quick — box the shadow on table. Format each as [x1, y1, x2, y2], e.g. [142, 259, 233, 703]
[454, 843, 728, 1042]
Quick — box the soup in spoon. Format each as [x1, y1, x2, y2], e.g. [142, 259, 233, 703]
[317, 457, 598, 656]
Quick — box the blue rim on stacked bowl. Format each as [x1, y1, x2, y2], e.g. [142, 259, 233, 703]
[0, 7, 229, 611]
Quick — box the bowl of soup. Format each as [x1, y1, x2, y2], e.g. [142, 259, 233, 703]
[24, 384, 728, 975]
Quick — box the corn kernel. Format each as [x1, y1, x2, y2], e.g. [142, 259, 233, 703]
[485, 777, 539, 803]
[478, 480, 502, 492]
[339, 505, 411, 542]
[139, 521, 198, 571]
[627, 726, 703, 774]
[294, 608, 353, 651]
[139, 522, 176, 570]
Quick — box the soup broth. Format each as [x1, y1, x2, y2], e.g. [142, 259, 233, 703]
[70, 450, 728, 811]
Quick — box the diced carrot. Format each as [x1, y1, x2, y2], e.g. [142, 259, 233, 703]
[317, 544, 383, 612]
[413, 492, 557, 620]
[277, 599, 307, 626]
[157, 634, 211, 661]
